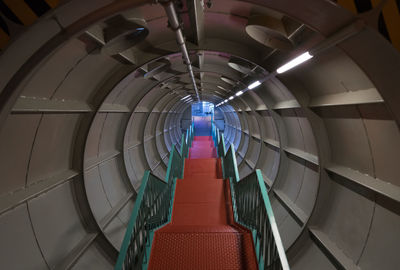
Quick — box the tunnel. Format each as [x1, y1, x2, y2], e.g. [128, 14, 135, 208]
[0, 0, 399, 269]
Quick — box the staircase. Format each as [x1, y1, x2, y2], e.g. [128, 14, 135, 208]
[115, 125, 289, 270]
[148, 136, 258, 269]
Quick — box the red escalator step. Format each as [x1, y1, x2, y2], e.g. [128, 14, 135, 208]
[193, 136, 213, 141]
[184, 158, 218, 178]
[174, 180, 225, 204]
[159, 225, 239, 233]
[189, 148, 217, 159]
[189, 136, 217, 158]
[148, 232, 245, 270]
[171, 202, 228, 226]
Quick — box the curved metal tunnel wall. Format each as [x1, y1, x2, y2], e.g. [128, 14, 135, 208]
[0, 1, 399, 269]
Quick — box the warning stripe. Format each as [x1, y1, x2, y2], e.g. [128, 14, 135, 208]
[337, 0, 400, 51]
[337, 0, 358, 14]
[0, 27, 9, 49]
[0, 1, 23, 25]
[372, 0, 400, 51]
[0, 13, 9, 34]
[24, 0, 51, 17]
[44, 0, 59, 9]
[3, 0, 38, 26]
[0, 0, 59, 50]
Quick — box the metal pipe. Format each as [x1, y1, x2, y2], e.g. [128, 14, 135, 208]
[162, 1, 200, 101]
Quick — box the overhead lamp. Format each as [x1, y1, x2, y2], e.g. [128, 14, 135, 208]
[224, 99, 228, 103]
[229, 96, 234, 100]
[236, 90, 243, 96]
[248, 80, 261, 90]
[276, 52, 313, 74]
[181, 95, 190, 100]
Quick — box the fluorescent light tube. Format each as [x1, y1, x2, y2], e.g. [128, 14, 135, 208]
[236, 91, 243, 96]
[224, 99, 228, 103]
[276, 52, 313, 74]
[248, 80, 261, 90]
[229, 96, 234, 100]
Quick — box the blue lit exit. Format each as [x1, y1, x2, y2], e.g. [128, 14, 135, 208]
[191, 101, 214, 117]
[191, 102, 215, 136]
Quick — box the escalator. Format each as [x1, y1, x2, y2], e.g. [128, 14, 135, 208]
[148, 135, 257, 269]
[115, 124, 289, 270]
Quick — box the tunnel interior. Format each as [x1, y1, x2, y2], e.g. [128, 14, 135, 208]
[0, 0, 399, 269]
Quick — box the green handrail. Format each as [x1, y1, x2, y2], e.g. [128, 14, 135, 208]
[190, 123, 194, 145]
[180, 134, 188, 159]
[211, 122, 216, 147]
[115, 127, 192, 270]
[212, 123, 290, 270]
[114, 171, 174, 270]
[230, 170, 290, 270]
[181, 124, 194, 157]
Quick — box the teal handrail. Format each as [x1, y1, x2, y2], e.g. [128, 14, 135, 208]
[211, 123, 290, 270]
[115, 127, 192, 270]
[211, 124, 213, 142]
[182, 124, 194, 157]
[180, 134, 188, 158]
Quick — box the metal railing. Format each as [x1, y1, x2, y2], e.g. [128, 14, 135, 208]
[181, 124, 194, 158]
[212, 123, 290, 270]
[115, 126, 193, 270]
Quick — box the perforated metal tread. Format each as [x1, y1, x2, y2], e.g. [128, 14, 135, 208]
[148, 232, 257, 270]
[159, 225, 239, 233]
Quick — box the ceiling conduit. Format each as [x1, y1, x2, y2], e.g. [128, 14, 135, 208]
[162, 1, 201, 101]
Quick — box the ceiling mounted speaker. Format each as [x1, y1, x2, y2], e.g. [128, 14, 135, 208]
[220, 76, 236, 86]
[217, 85, 229, 92]
[246, 15, 293, 51]
[228, 57, 254, 74]
[101, 16, 149, 55]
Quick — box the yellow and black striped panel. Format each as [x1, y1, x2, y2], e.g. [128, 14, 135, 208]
[337, 0, 400, 51]
[0, 0, 59, 50]
[0, 14, 9, 49]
